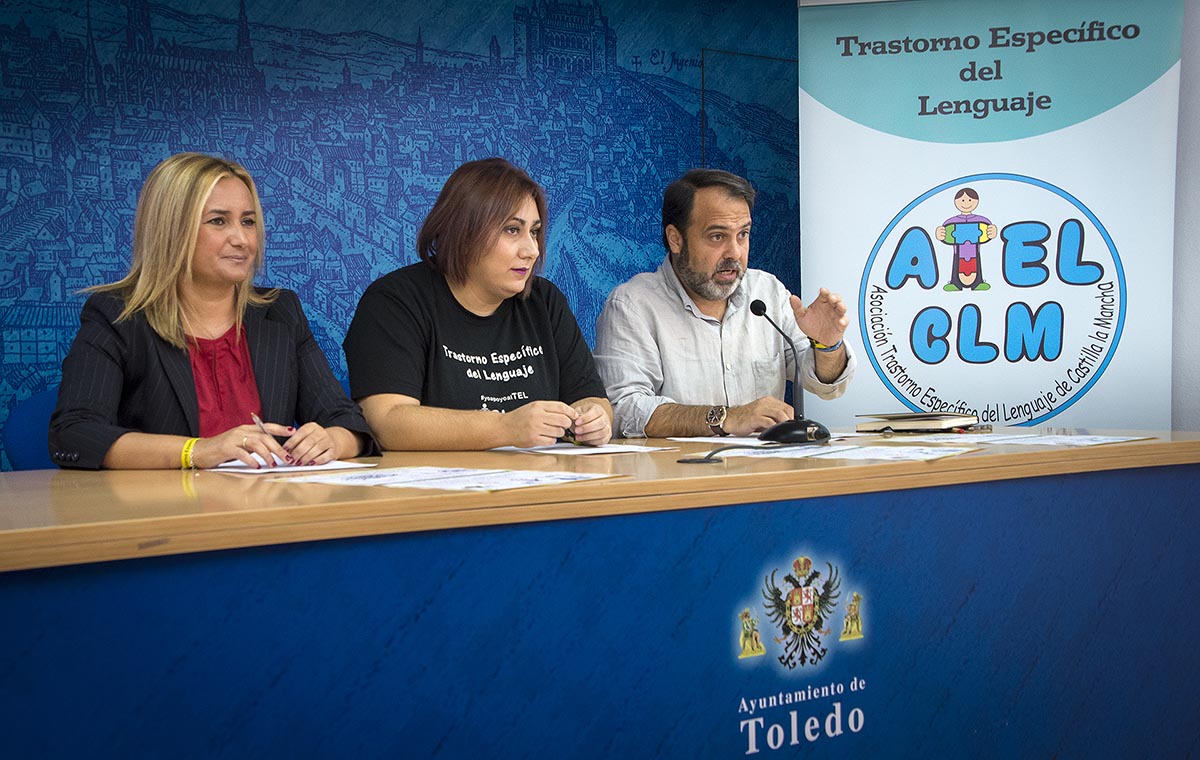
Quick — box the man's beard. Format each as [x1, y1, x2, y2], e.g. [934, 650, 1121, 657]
[673, 239, 745, 302]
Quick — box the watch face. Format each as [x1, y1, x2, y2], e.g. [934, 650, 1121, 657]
[706, 406, 726, 426]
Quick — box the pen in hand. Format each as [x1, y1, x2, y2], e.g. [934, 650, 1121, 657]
[559, 427, 599, 447]
[250, 412, 286, 466]
[250, 412, 271, 437]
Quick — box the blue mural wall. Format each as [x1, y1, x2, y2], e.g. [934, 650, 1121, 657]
[0, 0, 799, 469]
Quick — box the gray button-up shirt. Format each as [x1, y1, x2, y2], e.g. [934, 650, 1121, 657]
[594, 257, 856, 437]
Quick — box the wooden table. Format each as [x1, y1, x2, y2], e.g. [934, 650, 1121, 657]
[2, 432, 1198, 757]
[4, 431, 1198, 572]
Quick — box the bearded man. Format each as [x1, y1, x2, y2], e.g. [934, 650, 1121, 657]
[594, 169, 856, 438]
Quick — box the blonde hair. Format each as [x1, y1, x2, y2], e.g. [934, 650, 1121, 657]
[90, 152, 275, 348]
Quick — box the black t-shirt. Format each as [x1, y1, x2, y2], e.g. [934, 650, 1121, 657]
[344, 262, 606, 412]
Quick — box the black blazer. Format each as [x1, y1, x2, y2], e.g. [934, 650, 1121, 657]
[49, 289, 379, 469]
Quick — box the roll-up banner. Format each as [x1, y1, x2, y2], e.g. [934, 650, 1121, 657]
[798, 0, 1184, 429]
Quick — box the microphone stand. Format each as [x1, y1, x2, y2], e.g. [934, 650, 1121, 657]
[749, 299, 830, 444]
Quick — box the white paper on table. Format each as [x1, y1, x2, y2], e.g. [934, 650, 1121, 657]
[492, 442, 676, 455]
[388, 468, 615, 491]
[213, 453, 377, 474]
[275, 465, 616, 492]
[989, 434, 1153, 447]
[877, 433, 1038, 445]
[274, 465, 459, 486]
[809, 445, 978, 461]
[721, 444, 861, 459]
[667, 436, 771, 446]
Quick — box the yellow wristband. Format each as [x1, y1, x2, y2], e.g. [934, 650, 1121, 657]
[181, 437, 200, 470]
[810, 338, 844, 353]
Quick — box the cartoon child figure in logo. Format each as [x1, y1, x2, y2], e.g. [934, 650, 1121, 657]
[936, 187, 998, 291]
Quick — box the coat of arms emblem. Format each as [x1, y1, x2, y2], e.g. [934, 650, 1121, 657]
[763, 556, 841, 669]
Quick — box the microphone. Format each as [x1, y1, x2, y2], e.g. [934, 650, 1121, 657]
[749, 298, 830, 444]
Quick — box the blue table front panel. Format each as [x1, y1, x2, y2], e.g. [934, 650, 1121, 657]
[2, 465, 1198, 758]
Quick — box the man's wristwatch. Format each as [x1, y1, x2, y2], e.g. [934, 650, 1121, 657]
[706, 405, 729, 436]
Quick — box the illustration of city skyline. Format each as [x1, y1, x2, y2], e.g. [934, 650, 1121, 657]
[0, 0, 800, 469]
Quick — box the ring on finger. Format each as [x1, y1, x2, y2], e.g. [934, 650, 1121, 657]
[242, 436, 248, 449]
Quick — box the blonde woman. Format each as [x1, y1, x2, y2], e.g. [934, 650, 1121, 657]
[49, 153, 377, 469]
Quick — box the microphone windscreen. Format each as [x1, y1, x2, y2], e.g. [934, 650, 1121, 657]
[749, 299, 767, 316]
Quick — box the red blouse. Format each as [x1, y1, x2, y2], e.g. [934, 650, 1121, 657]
[188, 325, 263, 438]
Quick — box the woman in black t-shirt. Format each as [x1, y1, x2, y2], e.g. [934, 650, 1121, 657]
[344, 158, 612, 450]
